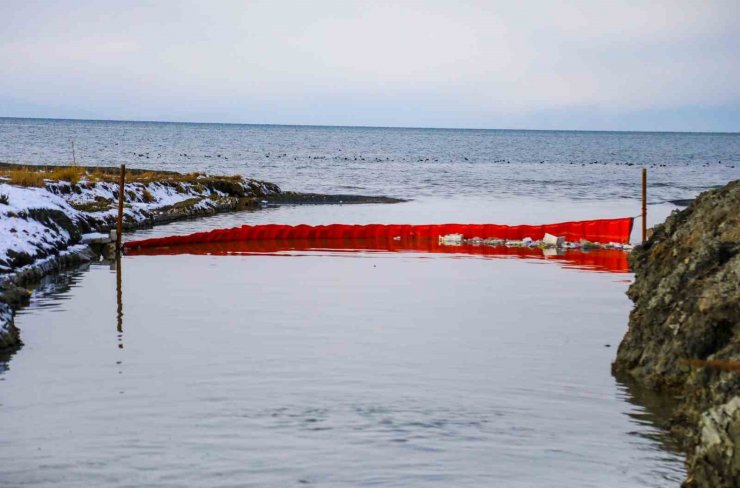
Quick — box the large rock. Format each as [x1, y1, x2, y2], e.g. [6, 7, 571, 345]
[685, 397, 740, 487]
[613, 180, 739, 487]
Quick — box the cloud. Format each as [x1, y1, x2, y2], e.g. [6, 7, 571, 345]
[0, 0, 737, 130]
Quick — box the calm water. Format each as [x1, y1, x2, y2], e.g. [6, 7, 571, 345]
[2, 118, 737, 486]
[1, 248, 684, 487]
[1, 117, 738, 202]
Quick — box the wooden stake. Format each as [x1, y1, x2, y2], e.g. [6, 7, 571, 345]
[116, 164, 126, 253]
[71, 141, 76, 165]
[641, 167, 647, 243]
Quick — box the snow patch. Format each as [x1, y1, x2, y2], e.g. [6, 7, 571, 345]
[1, 175, 279, 274]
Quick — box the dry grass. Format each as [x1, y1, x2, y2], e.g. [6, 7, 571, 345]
[142, 188, 156, 203]
[0, 164, 246, 191]
[0, 165, 88, 187]
[86, 168, 113, 183]
[2, 168, 47, 187]
[128, 171, 240, 185]
[49, 166, 85, 184]
[85, 169, 237, 186]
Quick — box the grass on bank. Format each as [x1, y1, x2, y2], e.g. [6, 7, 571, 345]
[49, 166, 85, 184]
[0, 164, 244, 187]
[2, 169, 47, 187]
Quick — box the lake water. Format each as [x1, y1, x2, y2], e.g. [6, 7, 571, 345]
[1, 245, 684, 487]
[2, 119, 738, 486]
[1, 118, 738, 203]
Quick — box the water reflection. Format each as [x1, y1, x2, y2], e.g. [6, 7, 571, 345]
[0, 262, 124, 375]
[16, 263, 91, 311]
[125, 239, 631, 273]
[1, 255, 686, 486]
[0, 347, 13, 377]
[0, 264, 91, 378]
[613, 374, 686, 483]
[115, 256, 124, 349]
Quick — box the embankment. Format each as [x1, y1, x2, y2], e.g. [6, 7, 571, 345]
[612, 180, 739, 487]
[0, 164, 404, 350]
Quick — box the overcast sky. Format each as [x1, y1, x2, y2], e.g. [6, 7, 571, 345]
[0, 0, 737, 131]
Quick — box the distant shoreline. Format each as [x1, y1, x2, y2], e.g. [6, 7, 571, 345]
[2, 116, 737, 136]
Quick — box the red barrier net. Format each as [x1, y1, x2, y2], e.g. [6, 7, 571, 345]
[124, 218, 634, 250]
[125, 239, 630, 273]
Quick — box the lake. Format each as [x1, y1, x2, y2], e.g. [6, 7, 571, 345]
[3, 119, 737, 486]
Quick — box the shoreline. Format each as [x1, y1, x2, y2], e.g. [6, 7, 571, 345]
[612, 180, 739, 487]
[4, 116, 738, 135]
[2, 162, 737, 486]
[0, 164, 405, 351]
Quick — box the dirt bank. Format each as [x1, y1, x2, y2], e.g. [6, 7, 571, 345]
[612, 180, 739, 487]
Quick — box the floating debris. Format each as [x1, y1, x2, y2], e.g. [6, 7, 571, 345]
[542, 233, 565, 247]
[438, 233, 464, 245]
[437, 233, 633, 251]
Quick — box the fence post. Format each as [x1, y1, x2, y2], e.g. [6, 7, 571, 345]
[641, 168, 647, 243]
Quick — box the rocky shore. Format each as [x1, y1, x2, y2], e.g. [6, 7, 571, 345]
[612, 180, 739, 487]
[0, 164, 404, 351]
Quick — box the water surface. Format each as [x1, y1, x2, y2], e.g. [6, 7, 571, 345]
[1, 118, 737, 204]
[2, 118, 727, 486]
[0, 245, 685, 487]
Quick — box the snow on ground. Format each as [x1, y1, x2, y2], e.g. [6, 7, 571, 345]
[0, 183, 81, 272]
[0, 173, 279, 343]
[0, 181, 79, 215]
[0, 177, 238, 273]
[68, 180, 229, 225]
[0, 171, 280, 274]
[0, 214, 71, 268]
[50, 180, 222, 213]
[80, 232, 109, 242]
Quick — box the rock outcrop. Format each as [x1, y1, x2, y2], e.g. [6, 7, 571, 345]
[613, 180, 739, 487]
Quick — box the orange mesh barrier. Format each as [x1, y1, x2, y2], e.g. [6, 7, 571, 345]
[123, 217, 634, 251]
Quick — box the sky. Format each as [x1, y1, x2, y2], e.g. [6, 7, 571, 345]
[0, 0, 738, 132]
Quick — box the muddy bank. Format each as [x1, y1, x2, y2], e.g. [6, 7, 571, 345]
[612, 180, 739, 487]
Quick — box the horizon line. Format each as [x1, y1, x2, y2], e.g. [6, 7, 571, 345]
[1, 115, 738, 136]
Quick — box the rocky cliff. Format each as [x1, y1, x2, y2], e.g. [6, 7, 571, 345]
[613, 180, 739, 487]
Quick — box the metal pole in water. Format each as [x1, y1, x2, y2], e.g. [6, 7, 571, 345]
[641, 167, 647, 243]
[116, 164, 126, 253]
